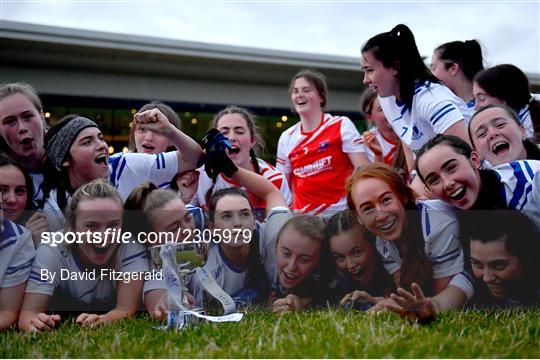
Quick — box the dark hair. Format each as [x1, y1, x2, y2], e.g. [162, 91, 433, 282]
[289, 69, 328, 108]
[0, 153, 35, 219]
[461, 210, 540, 299]
[346, 163, 433, 293]
[416, 134, 473, 182]
[211, 105, 265, 174]
[474, 64, 540, 141]
[40, 114, 95, 211]
[361, 24, 440, 109]
[208, 187, 269, 300]
[434, 40, 484, 81]
[128, 101, 181, 152]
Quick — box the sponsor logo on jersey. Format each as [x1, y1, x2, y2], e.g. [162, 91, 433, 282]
[292, 156, 332, 178]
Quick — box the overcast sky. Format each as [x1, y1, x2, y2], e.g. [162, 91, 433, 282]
[2, 1, 539, 73]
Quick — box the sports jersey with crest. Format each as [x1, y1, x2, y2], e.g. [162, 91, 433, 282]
[42, 151, 179, 231]
[375, 199, 473, 298]
[191, 158, 292, 222]
[276, 113, 365, 216]
[362, 127, 399, 165]
[0, 219, 35, 289]
[188, 207, 292, 307]
[26, 241, 148, 310]
[378, 81, 469, 152]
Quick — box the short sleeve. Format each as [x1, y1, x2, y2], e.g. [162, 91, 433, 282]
[276, 134, 292, 176]
[261, 207, 293, 281]
[416, 89, 465, 135]
[426, 222, 464, 279]
[449, 271, 474, 299]
[340, 117, 366, 153]
[25, 244, 61, 296]
[118, 243, 149, 273]
[1, 227, 35, 288]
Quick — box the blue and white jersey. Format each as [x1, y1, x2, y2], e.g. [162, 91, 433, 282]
[29, 171, 44, 206]
[26, 241, 148, 307]
[42, 151, 179, 231]
[186, 204, 207, 231]
[375, 200, 472, 298]
[517, 105, 535, 139]
[189, 207, 292, 306]
[108, 151, 178, 199]
[492, 160, 540, 227]
[378, 81, 469, 152]
[465, 98, 476, 121]
[0, 219, 35, 288]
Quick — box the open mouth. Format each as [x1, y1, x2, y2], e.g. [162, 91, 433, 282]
[491, 141, 510, 156]
[228, 147, 240, 155]
[20, 137, 33, 146]
[377, 218, 396, 232]
[350, 267, 365, 279]
[142, 144, 155, 152]
[281, 271, 298, 284]
[92, 243, 110, 255]
[94, 154, 108, 166]
[448, 186, 467, 201]
[296, 100, 307, 106]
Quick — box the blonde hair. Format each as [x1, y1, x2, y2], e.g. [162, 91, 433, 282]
[0, 82, 43, 113]
[277, 214, 326, 246]
[65, 179, 123, 230]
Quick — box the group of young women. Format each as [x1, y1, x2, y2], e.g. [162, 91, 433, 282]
[1, 23, 539, 332]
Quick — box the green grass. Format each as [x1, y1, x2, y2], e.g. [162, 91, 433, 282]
[1, 308, 539, 358]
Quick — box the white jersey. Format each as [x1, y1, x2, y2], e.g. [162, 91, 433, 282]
[42, 151, 179, 231]
[0, 220, 35, 288]
[276, 113, 365, 216]
[189, 207, 292, 306]
[379, 81, 469, 152]
[362, 127, 399, 165]
[29, 171, 44, 206]
[517, 104, 535, 139]
[375, 199, 472, 298]
[26, 241, 148, 309]
[492, 160, 540, 227]
[465, 98, 476, 121]
[192, 158, 292, 222]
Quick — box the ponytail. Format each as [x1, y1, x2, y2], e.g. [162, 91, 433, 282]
[362, 24, 440, 109]
[435, 39, 484, 81]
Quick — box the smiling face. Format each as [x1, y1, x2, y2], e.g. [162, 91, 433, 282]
[290, 77, 324, 117]
[417, 144, 482, 210]
[350, 177, 405, 242]
[211, 194, 255, 248]
[134, 124, 172, 154]
[470, 238, 524, 299]
[0, 93, 45, 164]
[361, 50, 399, 98]
[473, 82, 504, 110]
[365, 97, 394, 135]
[66, 127, 109, 189]
[0, 164, 28, 222]
[330, 229, 376, 286]
[470, 107, 526, 166]
[277, 226, 321, 290]
[74, 198, 123, 267]
[216, 113, 255, 169]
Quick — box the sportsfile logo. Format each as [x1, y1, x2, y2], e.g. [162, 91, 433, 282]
[293, 155, 332, 178]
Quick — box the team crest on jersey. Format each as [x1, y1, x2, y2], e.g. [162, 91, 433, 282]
[411, 125, 423, 140]
[317, 140, 329, 152]
[215, 265, 223, 280]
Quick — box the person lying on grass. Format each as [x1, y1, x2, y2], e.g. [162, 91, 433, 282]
[271, 215, 329, 313]
[462, 210, 540, 308]
[345, 163, 472, 322]
[189, 164, 291, 309]
[0, 194, 35, 331]
[322, 210, 394, 308]
[19, 180, 148, 332]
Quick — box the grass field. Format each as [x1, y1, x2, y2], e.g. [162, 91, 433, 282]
[1, 308, 539, 358]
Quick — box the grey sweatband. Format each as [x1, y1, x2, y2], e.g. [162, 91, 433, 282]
[46, 116, 99, 171]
